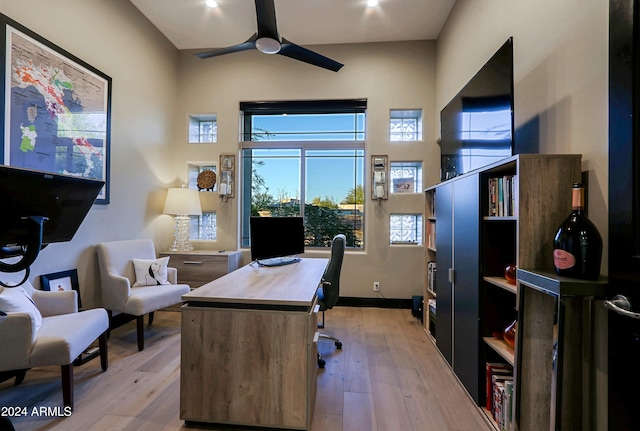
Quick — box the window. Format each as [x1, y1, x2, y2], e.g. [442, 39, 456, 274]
[188, 114, 217, 143]
[390, 161, 422, 193]
[390, 214, 422, 245]
[240, 100, 366, 249]
[390, 109, 422, 141]
[187, 163, 216, 241]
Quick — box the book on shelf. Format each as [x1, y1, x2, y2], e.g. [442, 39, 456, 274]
[503, 379, 514, 431]
[488, 175, 517, 217]
[492, 374, 513, 424]
[427, 192, 436, 218]
[493, 381, 504, 428]
[427, 220, 436, 249]
[427, 261, 437, 293]
[485, 362, 512, 411]
[428, 298, 436, 314]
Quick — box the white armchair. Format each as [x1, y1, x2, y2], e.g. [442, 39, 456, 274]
[96, 239, 190, 351]
[0, 279, 108, 411]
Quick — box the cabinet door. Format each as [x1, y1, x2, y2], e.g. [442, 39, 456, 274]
[435, 182, 453, 365]
[608, 1, 640, 428]
[452, 174, 481, 404]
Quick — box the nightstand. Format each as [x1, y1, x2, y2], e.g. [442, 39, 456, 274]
[159, 250, 242, 288]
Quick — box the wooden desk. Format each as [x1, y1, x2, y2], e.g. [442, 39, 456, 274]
[180, 258, 328, 430]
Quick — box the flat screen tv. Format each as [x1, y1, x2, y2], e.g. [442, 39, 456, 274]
[249, 216, 305, 262]
[0, 165, 104, 275]
[440, 37, 514, 181]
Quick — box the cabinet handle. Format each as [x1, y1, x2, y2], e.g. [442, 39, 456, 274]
[604, 294, 640, 320]
[183, 261, 203, 265]
[313, 331, 320, 343]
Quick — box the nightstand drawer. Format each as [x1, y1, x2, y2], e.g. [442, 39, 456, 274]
[159, 251, 242, 288]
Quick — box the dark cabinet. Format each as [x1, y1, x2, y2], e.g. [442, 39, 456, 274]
[435, 181, 453, 365]
[608, 1, 640, 429]
[452, 174, 481, 403]
[434, 174, 481, 402]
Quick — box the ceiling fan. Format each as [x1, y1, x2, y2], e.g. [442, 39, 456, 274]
[195, 0, 344, 72]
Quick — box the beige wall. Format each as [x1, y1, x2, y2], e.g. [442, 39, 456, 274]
[437, 0, 609, 273]
[176, 41, 437, 299]
[0, 0, 180, 307]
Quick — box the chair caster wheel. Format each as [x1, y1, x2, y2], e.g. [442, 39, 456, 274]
[336, 341, 342, 349]
[318, 358, 326, 368]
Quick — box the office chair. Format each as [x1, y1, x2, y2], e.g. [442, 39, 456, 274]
[317, 234, 345, 368]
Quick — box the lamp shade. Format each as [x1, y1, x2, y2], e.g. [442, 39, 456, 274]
[163, 188, 202, 216]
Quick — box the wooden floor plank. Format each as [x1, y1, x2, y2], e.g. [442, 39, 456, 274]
[369, 364, 414, 430]
[341, 308, 373, 394]
[342, 391, 375, 431]
[0, 308, 492, 431]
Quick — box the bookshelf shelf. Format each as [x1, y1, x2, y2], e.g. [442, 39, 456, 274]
[483, 216, 517, 221]
[483, 276, 517, 294]
[483, 337, 515, 366]
[481, 407, 504, 431]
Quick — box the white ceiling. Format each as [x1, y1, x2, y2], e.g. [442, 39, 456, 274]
[129, 0, 456, 50]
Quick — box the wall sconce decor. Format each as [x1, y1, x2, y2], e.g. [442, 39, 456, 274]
[163, 186, 202, 252]
[371, 155, 388, 200]
[219, 154, 235, 199]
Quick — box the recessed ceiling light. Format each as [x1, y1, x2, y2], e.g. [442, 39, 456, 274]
[367, 0, 379, 7]
[205, 0, 218, 8]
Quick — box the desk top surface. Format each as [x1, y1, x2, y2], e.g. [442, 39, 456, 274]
[182, 257, 328, 307]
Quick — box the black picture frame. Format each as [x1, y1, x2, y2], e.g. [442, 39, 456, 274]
[40, 269, 81, 309]
[0, 13, 112, 204]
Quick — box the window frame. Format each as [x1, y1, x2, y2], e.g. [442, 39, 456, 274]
[390, 161, 423, 194]
[240, 140, 365, 249]
[389, 109, 423, 142]
[188, 114, 217, 144]
[240, 100, 367, 250]
[389, 213, 423, 245]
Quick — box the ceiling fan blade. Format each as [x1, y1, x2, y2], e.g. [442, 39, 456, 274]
[255, 0, 279, 39]
[279, 39, 344, 72]
[194, 34, 258, 59]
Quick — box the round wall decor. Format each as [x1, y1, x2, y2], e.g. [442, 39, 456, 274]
[197, 170, 216, 191]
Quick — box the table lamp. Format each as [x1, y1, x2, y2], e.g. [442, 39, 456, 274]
[163, 186, 202, 252]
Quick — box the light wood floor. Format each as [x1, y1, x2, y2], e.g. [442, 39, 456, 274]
[0, 307, 492, 431]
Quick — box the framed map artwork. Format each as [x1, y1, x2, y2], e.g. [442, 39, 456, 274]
[0, 14, 112, 204]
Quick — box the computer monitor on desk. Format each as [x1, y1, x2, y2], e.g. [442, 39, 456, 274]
[249, 216, 304, 266]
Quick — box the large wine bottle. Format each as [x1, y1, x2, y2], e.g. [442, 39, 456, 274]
[553, 183, 602, 280]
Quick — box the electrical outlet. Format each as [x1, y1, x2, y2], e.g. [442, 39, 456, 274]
[373, 281, 380, 292]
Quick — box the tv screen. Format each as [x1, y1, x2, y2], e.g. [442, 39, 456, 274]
[249, 216, 305, 261]
[440, 37, 514, 181]
[0, 165, 104, 248]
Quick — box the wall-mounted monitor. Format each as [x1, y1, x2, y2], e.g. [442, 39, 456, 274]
[249, 216, 305, 262]
[0, 165, 103, 276]
[440, 37, 515, 181]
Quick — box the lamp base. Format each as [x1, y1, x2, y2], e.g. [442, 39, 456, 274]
[169, 215, 194, 252]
